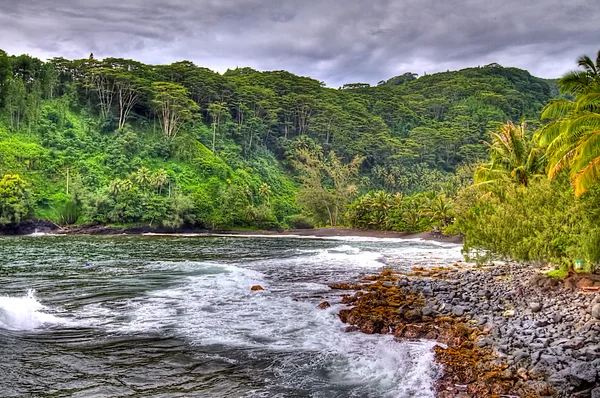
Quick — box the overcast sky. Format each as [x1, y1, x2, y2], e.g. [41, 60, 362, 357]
[0, 0, 598, 87]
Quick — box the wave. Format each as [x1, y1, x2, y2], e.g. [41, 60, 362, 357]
[0, 289, 65, 330]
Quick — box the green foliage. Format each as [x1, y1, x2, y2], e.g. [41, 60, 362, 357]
[347, 190, 453, 233]
[454, 176, 600, 269]
[0, 48, 560, 234]
[0, 174, 31, 226]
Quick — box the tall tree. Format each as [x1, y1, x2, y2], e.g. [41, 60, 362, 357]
[207, 101, 228, 152]
[151, 82, 199, 143]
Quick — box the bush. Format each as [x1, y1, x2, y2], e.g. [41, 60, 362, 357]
[285, 214, 315, 229]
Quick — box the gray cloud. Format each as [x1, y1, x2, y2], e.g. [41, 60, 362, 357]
[0, 0, 598, 86]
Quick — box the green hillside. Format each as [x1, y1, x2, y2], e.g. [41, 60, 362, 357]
[0, 50, 557, 230]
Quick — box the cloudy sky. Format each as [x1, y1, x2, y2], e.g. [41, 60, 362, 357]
[0, 0, 598, 87]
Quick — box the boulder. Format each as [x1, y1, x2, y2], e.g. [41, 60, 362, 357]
[317, 301, 331, 309]
[591, 387, 600, 398]
[251, 285, 264, 291]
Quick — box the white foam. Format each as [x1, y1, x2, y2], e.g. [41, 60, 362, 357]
[0, 289, 65, 330]
[141, 232, 462, 248]
[90, 260, 438, 396]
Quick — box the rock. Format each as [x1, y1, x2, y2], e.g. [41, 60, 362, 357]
[251, 285, 264, 291]
[404, 309, 422, 322]
[529, 302, 543, 313]
[591, 387, 600, 398]
[452, 305, 466, 317]
[422, 307, 434, 316]
[317, 301, 331, 309]
[568, 362, 598, 386]
[503, 309, 516, 317]
[381, 281, 394, 288]
[592, 303, 600, 319]
[577, 278, 594, 289]
[553, 313, 563, 323]
[563, 339, 585, 350]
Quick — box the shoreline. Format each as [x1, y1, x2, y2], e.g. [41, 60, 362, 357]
[327, 263, 600, 397]
[0, 220, 462, 244]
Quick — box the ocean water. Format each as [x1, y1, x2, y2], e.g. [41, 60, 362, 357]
[0, 234, 463, 397]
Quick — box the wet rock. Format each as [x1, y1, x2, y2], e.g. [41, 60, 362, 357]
[250, 285, 264, 291]
[317, 301, 331, 309]
[591, 386, 600, 398]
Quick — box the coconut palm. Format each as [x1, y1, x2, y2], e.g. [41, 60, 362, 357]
[536, 50, 600, 197]
[537, 88, 600, 196]
[558, 50, 600, 96]
[132, 167, 151, 191]
[151, 169, 169, 195]
[475, 121, 545, 187]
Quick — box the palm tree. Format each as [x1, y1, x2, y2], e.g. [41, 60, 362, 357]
[558, 50, 600, 96]
[152, 169, 168, 195]
[537, 88, 600, 196]
[536, 50, 600, 197]
[258, 182, 271, 206]
[132, 167, 151, 191]
[475, 121, 545, 187]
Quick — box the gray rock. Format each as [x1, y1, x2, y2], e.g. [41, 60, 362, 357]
[569, 362, 598, 385]
[592, 303, 600, 319]
[553, 313, 563, 323]
[592, 387, 600, 398]
[530, 302, 543, 313]
[452, 305, 466, 317]
[382, 281, 394, 288]
[422, 307, 434, 317]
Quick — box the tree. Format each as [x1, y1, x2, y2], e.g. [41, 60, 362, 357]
[0, 49, 11, 106]
[537, 50, 600, 197]
[207, 101, 228, 152]
[151, 82, 199, 143]
[5, 77, 26, 130]
[89, 66, 115, 120]
[0, 174, 31, 226]
[558, 50, 600, 96]
[293, 149, 362, 226]
[475, 121, 545, 187]
[113, 71, 147, 129]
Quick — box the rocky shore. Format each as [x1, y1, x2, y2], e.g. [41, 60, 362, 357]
[327, 263, 600, 397]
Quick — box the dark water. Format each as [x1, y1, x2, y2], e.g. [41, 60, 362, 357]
[0, 234, 463, 397]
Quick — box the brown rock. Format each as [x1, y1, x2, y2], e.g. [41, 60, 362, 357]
[317, 301, 331, 309]
[251, 285, 264, 291]
[577, 278, 594, 289]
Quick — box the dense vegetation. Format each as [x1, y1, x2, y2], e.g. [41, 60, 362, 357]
[454, 51, 600, 272]
[0, 49, 556, 231]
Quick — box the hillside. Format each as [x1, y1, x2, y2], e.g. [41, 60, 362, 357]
[0, 50, 557, 230]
